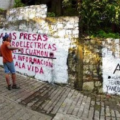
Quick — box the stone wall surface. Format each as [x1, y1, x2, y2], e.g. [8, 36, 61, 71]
[83, 37, 102, 81]
[0, 11, 6, 28]
[102, 38, 120, 58]
[0, 0, 14, 10]
[83, 37, 120, 92]
[83, 37, 103, 91]
[1, 5, 79, 86]
[6, 5, 47, 21]
[3, 5, 118, 92]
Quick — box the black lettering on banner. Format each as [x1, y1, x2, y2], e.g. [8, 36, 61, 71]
[106, 85, 120, 93]
[109, 86, 117, 92]
[113, 64, 120, 74]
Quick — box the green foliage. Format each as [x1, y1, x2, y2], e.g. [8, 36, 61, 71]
[91, 30, 120, 38]
[0, 8, 6, 14]
[0, 8, 4, 12]
[47, 12, 56, 17]
[63, 7, 77, 16]
[14, 0, 25, 8]
[63, 0, 120, 33]
[62, 0, 78, 16]
[77, 0, 120, 34]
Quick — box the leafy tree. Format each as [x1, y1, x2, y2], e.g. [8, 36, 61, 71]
[62, 0, 120, 34]
[62, 0, 78, 16]
[14, 0, 25, 8]
[77, 0, 120, 34]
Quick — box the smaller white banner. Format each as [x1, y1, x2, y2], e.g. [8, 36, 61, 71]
[102, 39, 120, 95]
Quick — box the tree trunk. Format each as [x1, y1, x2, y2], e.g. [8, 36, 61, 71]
[75, 32, 84, 91]
[55, 0, 63, 16]
[51, 0, 63, 16]
[74, 0, 84, 91]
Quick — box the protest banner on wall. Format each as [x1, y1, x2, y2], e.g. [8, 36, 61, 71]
[102, 39, 120, 95]
[0, 31, 70, 83]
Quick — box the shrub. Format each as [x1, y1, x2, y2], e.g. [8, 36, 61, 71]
[14, 0, 25, 8]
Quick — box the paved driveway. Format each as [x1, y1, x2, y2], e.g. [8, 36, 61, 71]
[0, 67, 120, 120]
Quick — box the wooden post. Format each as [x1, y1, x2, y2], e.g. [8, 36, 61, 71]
[75, 33, 84, 91]
[74, 0, 84, 91]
